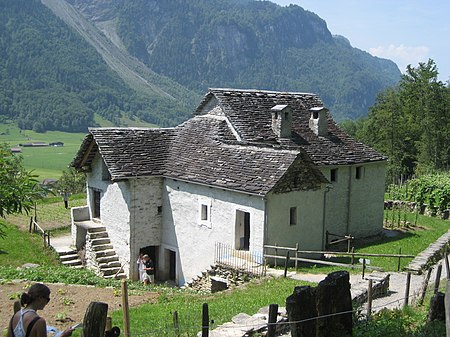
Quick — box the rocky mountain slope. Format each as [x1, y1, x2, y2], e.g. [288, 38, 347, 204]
[66, 0, 401, 121]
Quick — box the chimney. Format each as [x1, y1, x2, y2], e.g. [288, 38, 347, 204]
[309, 107, 328, 136]
[271, 105, 292, 138]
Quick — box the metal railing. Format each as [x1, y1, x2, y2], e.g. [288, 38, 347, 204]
[214, 242, 266, 277]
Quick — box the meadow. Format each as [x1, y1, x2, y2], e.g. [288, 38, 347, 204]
[0, 123, 86, 179]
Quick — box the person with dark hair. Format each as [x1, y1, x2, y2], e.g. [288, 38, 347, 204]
[7, 283, 74, 337]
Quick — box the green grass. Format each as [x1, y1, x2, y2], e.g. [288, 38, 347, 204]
[110, 277, 310, 336]
[0, 121, 157, 179]
[5, 194, 87, 231]
[0, 220, 59, 266]
[0, 123, 86, 179]
[292, 211, 450, 274]
[355, 212, 449, 271]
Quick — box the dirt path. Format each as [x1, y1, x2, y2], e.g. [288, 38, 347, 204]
[0, 281, 158, 332]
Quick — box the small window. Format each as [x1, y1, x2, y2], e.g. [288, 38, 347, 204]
[289, 207, 297, 226]
[201, 204, 208, 221]
[157, 206, 162, 214]
[356, 166, 363, 180]
[330, 169, 338, 182]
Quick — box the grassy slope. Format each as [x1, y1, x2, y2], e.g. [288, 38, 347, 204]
[0, 199, 448, 335]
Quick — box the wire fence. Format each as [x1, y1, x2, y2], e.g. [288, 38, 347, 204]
[110, 275, 448, 337]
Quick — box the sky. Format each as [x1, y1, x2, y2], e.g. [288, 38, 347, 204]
[271, 0, 450, 82]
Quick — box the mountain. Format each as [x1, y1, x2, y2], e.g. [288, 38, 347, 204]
[67, 0, 401, 121]
[0, 0, 198, 132]
[0, 0, 401, 133]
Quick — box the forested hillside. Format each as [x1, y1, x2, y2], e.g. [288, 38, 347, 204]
[70, 0, 401, 121]
[0, 0, 195, 132]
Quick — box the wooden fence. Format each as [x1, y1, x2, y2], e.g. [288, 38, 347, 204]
[214, 242, 266, 277]
[263, 244, 415, 272]
[29, 216, 51, 247]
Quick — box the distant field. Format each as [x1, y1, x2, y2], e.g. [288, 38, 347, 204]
[0, 123, 86, 179]
[1, 120, 157, 180]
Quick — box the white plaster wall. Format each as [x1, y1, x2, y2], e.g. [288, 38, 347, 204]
[86, 153, 132, 275]
[320, 165, 350, 236]
[320, 161, 386, 239]
[347, 161, 386, 237]
[266, 189, 325, 252]
[161, 179, 265, 285]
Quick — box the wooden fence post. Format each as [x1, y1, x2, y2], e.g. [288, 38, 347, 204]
[434, 264, 443, 294]
[295, 243, 299, 272]
[83, 302, 108, 337]
[121, 280, 130, 337]
[367, 279, 373, 319]
[173, 310, 180, 337]
[29, 217, 33, 233]
[274, 243, 278, 268]
[444, 247, 450, 280]
[362, 258, 366, 279]
[202, 303, 209, 337]
[397, 248, 402, 271]
[351, 247, 355, 265]
[445, 280, 450, 337]
[419, 268, 433, 306]
[267, 303, 278, 337]
[284, 251, 290, 278]
[105, 317, 112, 331]
[404, 272, 411, 308]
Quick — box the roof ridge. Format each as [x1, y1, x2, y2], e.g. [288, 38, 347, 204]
[209, 87, 317, 96]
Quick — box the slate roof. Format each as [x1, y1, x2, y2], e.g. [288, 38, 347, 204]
[72, 116, 327, 195]
[197, 88, 387, 165]
[72, 88, 385, 195]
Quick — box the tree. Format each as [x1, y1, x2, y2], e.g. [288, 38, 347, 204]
[357, 59, 449, 182]
[0, 143, 43, 237]
[56, 167, 86, 195]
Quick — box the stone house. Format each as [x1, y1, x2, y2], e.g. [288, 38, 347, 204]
[70, 88, 386, 285]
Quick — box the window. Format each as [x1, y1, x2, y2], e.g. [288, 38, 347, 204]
[201, 204, 208, 221]
[356, 166, 363, 180]
[289, 207, 297, 226]
[330, 169, 338, 182]
[157, 206, 162, 214]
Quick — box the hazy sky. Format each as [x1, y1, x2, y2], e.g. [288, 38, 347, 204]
[271, 0, 450, 82]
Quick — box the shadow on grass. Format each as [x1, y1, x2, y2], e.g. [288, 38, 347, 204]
[0, 249, 8, 255]
[353, 228, 417, 250]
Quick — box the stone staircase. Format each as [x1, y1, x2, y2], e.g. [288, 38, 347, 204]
[86, 227, 126, 279]
[58, 249, 83, 268]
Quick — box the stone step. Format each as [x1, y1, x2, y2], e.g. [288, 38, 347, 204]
[99, 261, 121, 269]
[97, 255, 119, 264]
[58, 250, 77, 256]
[95, 249, 116, 258]
[89, 231, 109, 239]
[101, 267, 123, 276]
[60, 253, 80, 262]
[62, 259, 82, 267]
[91, 238, 110, 246]
[87, 226, 106, 233]
[92, 244, 114, 251]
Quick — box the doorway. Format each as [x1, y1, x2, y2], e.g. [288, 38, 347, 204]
[235, 210, 250, 250]
[92, 190, 101, 219]
[140, 246, 158, 280]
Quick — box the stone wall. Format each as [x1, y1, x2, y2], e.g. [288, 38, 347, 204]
[184, 265, 257, 293]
